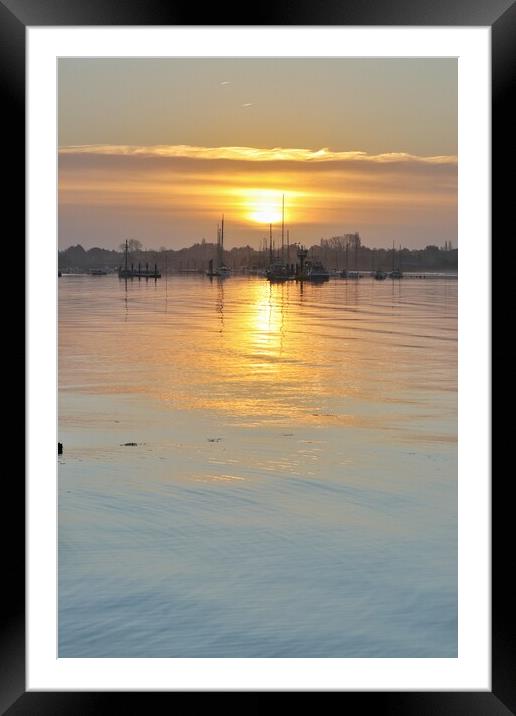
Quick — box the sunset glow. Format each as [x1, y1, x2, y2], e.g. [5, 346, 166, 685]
[58, 58, 457, 250]
[246, 190, 284, 224]
[58, 145, 457, 249]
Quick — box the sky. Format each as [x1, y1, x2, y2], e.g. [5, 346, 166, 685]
[58, 58, 457, 251]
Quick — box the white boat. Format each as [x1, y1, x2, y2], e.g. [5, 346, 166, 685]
[216, 264, 232, 277]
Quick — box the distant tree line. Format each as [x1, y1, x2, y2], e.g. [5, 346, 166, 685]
[58, 236, 457, 273]
[317, 235, 457, 272]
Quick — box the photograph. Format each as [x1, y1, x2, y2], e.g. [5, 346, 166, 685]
[1, 0, 503, 704]
[57, 57, 459, 659]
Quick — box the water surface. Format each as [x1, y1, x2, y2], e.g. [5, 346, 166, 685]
[59, 274, 457, 657]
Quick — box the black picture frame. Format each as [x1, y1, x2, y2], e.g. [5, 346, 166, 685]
[7, 0, 506, 711]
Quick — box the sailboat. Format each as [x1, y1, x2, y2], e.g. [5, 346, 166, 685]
[265, 195, 295, 281]
[206, 216, 232, 277]
[389, 242, 403, 279]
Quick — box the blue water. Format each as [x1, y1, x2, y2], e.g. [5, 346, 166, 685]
[58, 275, 457, 657]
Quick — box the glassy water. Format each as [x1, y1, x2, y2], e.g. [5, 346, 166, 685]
[58, 274, 457, 657]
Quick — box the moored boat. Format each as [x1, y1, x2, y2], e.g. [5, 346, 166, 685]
[306, 260, 330, 281]
[265, 196, 294, 282]
[266, 260, 294, 281]
[206, 216, 232, 278]
[297, 259, 330, 282]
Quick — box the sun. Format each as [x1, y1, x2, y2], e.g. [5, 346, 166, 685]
[245, 189, 284, 225]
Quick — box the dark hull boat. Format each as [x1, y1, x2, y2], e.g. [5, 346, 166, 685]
[266, 261, 295, 281]
[297, 260, 330, 282]
[307, 262, 330, 281]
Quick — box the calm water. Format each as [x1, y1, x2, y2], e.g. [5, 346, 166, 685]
[58, 274, 457, 657]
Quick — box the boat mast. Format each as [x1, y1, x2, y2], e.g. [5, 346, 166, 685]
[269, 223, 273, 265]
[281, 194, 285, 263]
[124, 239, 128, 273]
[221, 214, 224, 267]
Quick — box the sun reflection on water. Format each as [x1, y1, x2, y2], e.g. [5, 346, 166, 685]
[59, 275, 457, 430]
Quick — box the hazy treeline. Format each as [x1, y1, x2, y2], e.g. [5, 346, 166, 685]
[59, 237, 457, 273]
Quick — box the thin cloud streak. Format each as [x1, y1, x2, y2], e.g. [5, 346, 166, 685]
[59, 144, 457, 165]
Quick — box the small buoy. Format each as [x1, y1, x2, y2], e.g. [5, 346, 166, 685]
[58, 442, 63, 455]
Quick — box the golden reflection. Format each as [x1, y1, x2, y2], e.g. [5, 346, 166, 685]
[59, 276, 457, 431]
[216, 277, 224, 334]
[247, 281, 289, 364]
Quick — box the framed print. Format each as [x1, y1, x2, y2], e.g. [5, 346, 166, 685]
[6, 0, 508, 711]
